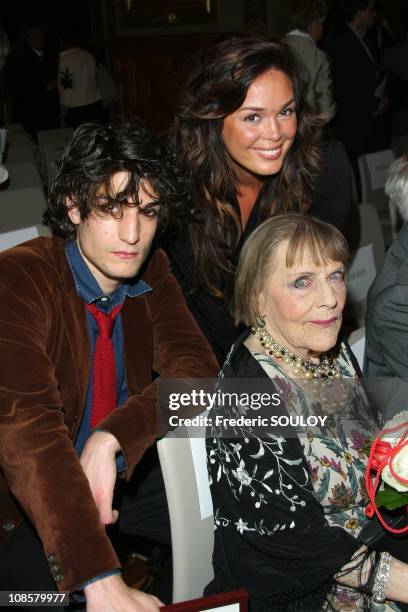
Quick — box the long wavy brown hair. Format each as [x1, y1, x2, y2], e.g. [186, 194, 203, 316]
[170, 36, 326, 299]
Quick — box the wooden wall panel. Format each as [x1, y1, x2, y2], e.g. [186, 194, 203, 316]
[109, 33, 230, 133]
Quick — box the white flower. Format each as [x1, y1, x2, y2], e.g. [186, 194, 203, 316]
[235, 518, 248, 534]
[232, 460, 252, 487]
[382, 444, 408, 492]
[380, 411, 408, 492]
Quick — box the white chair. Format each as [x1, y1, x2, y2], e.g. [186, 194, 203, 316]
[6, 123, 25, 134]
[37, 128, 73, 181]
[0, 224, 51, 252]
[358, 149, 395, 245]
[6, 144, 37, 165]
[345, 204, 385, 329]
[7, 132, 31, 146]
[158, 430, 214, 603]
[7, 162, 44, 191]
[0, 187, 47, 233]
[348, 327, 365, 371]
[44, 141, 66, 186]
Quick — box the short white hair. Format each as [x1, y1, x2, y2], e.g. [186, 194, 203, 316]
[385, 155, 408, 222]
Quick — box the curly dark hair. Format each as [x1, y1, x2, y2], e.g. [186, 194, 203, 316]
[170, 36, 325, 299]
[44, 119, 190, 240]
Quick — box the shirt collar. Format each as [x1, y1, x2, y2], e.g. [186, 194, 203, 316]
[286, 29, 314, 41]
[347, 22, 366, 39]
[65, 240, 151, 310]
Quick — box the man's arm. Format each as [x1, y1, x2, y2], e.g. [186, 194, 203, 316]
[365, 283, 408, 420]
[369, 284, 408, 378]
[0, 247, 120, 591]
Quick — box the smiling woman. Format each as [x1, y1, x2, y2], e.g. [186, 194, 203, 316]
[221, 69, 298, 195]
[164, 36, 353, 365]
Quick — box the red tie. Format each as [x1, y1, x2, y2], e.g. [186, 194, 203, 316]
[85, 303, 123, 429]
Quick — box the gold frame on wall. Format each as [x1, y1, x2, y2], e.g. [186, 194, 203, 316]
[118, 0, 215, 28]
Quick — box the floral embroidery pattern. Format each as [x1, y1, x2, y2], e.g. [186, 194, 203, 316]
[208, 430, 309, 520]
[208, 342, 377, 542]
[252, 345, 377, 537]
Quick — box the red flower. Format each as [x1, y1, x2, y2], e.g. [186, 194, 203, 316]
[370, 440, 393, 472]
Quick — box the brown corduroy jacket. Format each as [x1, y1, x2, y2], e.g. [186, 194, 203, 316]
[0, 237, 218, 592]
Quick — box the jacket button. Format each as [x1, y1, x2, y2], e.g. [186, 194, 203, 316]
[2, 521, 15, 532]
[54, 574, 63, 583]
[47, 554, 57, 562]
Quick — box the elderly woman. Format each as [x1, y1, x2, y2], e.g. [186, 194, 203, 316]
[206, 214, 408, 611]
[365, 155, 408, 421]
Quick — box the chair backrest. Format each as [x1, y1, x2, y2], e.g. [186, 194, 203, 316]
[37, 128, 73, 178]
[6, 144, 36, 165]
[0, 224, 51, 251]
[7, 162, 43, 191]
[7, 132, 31, 146]
[348, 327, 365, 371]
[6, 123, 25, 134]
[0, 187, 47, 233]
[344, 204, 385, 328]
[44, 141, 67, 186]
[157, 431, 214, 603]
[358, 149, 395, 214]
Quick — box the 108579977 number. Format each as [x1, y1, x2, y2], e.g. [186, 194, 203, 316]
[0, 592, 69, 606]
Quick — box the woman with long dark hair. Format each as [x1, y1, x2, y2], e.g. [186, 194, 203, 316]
[164, 37, 352, 365]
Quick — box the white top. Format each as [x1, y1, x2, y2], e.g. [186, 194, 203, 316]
[58, 48, 101, 109]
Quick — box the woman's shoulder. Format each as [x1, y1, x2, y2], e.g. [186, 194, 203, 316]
[221, 329, 269, 380]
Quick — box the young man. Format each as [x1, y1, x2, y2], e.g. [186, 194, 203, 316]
[0, 120, 218, 611]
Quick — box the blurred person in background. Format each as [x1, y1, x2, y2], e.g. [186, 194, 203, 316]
[58, 27, 102, 129]
[284, 0, 336, 121]
[330, 0, 389, 193]
[8, 20, 59, 136]
[365, 155, 408, 421]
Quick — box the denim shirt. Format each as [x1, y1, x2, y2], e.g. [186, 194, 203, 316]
[65, 240, 152, 458]
[65, 240, 151, 592]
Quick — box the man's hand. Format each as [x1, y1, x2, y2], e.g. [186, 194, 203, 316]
[84, 574, 163, 611]
[80, 431, 121, 525]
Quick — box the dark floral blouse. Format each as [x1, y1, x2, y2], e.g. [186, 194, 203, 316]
[206, 332, 400, 611]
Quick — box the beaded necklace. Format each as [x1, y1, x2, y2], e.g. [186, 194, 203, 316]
[251, 320, 341, 380]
